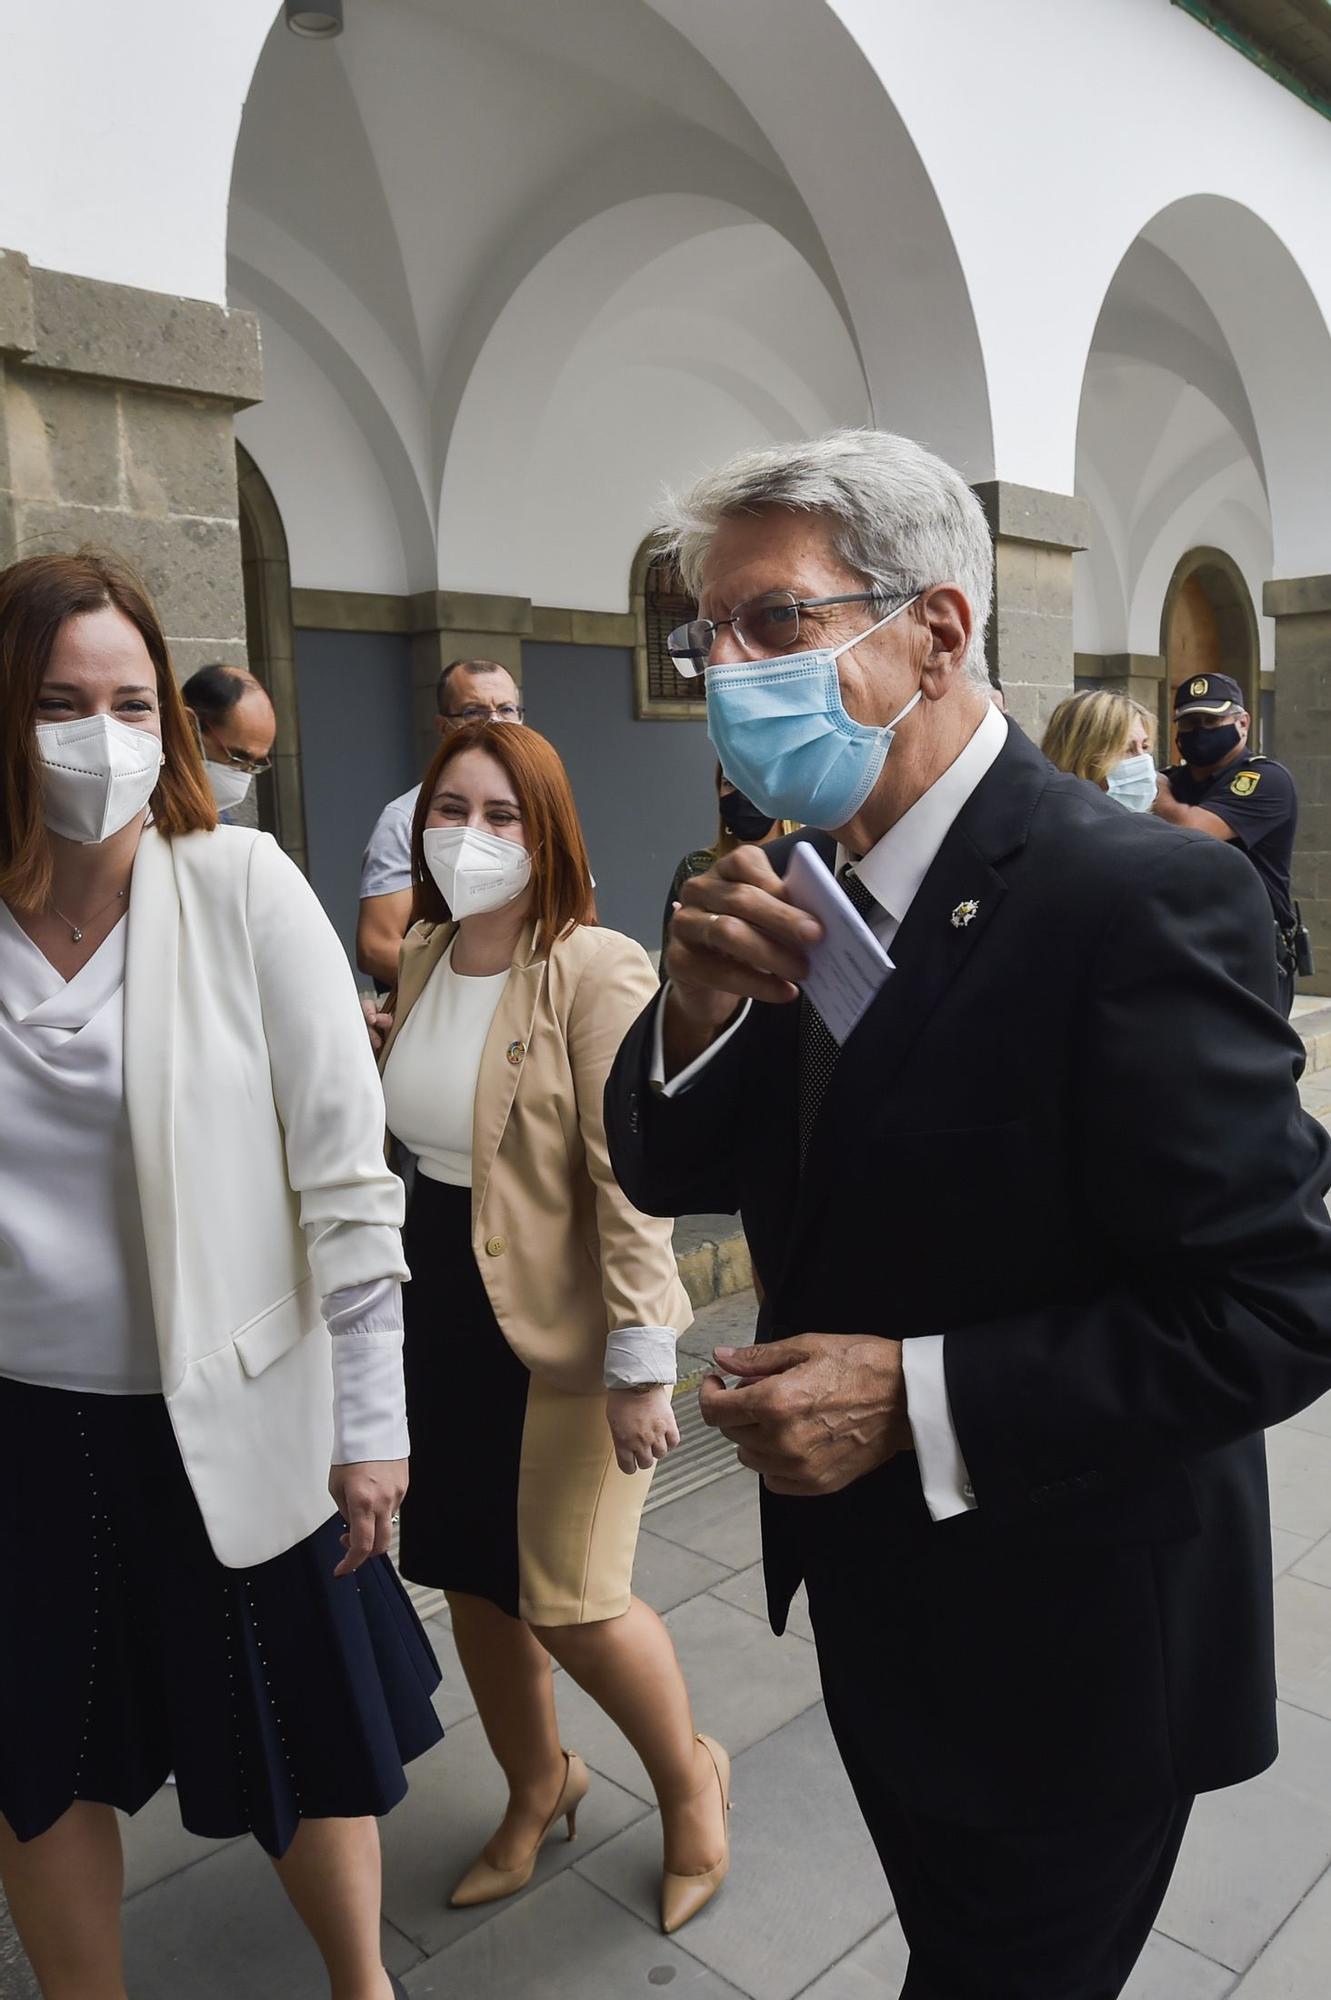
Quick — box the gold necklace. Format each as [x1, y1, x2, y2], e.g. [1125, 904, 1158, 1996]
[47, 886, 127, 945]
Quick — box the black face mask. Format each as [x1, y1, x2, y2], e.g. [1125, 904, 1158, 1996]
[718, 788, 775, 843]
[1177, 721, 1242, 769]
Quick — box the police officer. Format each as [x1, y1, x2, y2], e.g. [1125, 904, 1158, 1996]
[1153, 671, 1301, 1014]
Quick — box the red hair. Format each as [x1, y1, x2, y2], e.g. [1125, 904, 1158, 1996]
[0, 550, 217, 910]
[410, 721, 595, 945]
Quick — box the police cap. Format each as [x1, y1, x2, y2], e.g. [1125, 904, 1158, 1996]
[1174, 672, 1247, 718]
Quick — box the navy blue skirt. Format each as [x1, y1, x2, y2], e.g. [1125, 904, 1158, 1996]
[0, 1376, 443, 1857]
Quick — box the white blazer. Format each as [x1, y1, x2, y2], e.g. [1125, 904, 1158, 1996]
[125, 826, 407, 1568]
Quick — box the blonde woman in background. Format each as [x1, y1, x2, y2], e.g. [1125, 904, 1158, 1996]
[1042, 689, 1158, 812]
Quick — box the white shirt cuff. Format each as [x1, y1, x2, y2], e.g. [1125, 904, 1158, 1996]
[604, 1325, 679, 1389]
[649, 983, 753, 1098]
[902, 1334, 976, 1521]
[324, 1279, 410, 1464]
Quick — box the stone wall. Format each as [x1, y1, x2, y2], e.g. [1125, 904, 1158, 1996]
[0, 247, 261, 681]
[974, 481, 1089, 741]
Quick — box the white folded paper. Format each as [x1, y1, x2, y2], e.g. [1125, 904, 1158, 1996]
[784, 841, 894, 1046]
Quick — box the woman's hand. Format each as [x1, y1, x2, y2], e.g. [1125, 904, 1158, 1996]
[361, 992, 393, 1055]
[330, 1458, 408, 1577]
[607, 1386, 681, 1474]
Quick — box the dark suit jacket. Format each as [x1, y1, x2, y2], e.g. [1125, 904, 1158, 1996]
[605, 722, 1331, 1826]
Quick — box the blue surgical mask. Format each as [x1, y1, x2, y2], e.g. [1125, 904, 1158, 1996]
[704, 596, 922, 828]
[1105, 751, 1157, 814]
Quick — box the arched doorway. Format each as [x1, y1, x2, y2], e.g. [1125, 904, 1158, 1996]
[237, 444, 308, 874]
[1160, 547, 1261, 756]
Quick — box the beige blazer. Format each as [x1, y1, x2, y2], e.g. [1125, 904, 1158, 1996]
[125, 827, 408, 1569]
[382, 919, 691, 1393]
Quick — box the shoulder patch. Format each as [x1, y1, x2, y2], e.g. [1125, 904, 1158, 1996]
[1230, 770, 1261, 798]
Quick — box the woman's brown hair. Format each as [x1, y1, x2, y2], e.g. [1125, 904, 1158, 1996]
[410, 720, 596, 944]
[0, 550, 217, 910]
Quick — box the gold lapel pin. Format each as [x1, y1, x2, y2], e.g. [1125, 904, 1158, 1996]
[506, 1040, 526, 1066]
[950, 900, 980, 930]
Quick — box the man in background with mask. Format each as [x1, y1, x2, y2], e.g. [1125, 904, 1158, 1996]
[356, 657, 523, 989]
[1154, 672, 1300, 1014]
[181, 664, 277, 827]
[603, 428, 1331, 2000]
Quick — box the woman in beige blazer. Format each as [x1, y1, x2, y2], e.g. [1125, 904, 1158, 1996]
[378, 720, 731, 1933]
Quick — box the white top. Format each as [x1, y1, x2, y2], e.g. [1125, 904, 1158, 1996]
[381, 940, 508, 1186]
[653, 701, 1009, 1517]
[0, 903, 160, 1394]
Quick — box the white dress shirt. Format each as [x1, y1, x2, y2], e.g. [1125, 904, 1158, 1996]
[652, 700, 1009, 1518]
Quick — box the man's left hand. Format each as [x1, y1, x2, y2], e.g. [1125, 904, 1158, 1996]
[698, 1334, 912, 1496]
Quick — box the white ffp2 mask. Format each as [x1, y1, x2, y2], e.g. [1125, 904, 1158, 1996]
[37, 714, 164, 844]
[204, 760, 254, 813]
[423, 826, 532, 916]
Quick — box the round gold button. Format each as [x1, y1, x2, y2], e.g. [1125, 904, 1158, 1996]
[506, 1041, 526, 1066]
[485, 1235, 507, 1258]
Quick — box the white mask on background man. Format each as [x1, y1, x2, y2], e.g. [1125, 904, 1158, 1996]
[1104, 751, 1158, 814]
[204, 760, 254, 813]
[36, 714, 164, 844]
[423, 826, 532, 916]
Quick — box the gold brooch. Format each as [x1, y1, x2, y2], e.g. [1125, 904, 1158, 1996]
[950, 900, 980, 929]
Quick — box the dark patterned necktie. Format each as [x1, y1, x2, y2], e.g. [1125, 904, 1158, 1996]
[797, 863, 880, 1163]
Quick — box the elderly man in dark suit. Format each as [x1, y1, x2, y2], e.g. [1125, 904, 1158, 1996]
[604, 428, 1331, 2000]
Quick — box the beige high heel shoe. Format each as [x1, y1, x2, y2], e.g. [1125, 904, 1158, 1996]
[660, 1734, 732, 1935]
[449, 1750, 590, 1908]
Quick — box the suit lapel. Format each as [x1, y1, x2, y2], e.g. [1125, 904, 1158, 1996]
[471, 923, 546, 1213]
[123, 829, 185, 1391]
[379, 921, 453, 1073]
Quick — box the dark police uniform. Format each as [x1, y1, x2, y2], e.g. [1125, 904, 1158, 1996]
[1163, 673, 1300, 1013]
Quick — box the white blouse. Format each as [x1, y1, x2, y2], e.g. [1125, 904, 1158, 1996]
[382, 942, 508, 1186]
[0, 904, 160, 1393]
[0, 900, 408, 1461]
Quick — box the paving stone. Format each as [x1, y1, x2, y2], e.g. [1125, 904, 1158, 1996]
[1262, 1425, 1331, 1541]
[632, 1528, 733, 1614]
[710, 1561, 814, 1642]
[1123, 1931, 1235, 1998]
[121, 1833, 420, 1998]
[1291, 1529, 1331, 1587]
[377, 1711, 649, 1958]
[795, 1918, 909, 1997]
[648, 1469, 762, 1573]
[678, 1291, 762, 1374]
[1274, 1575, 1331, 1719]
[550, 1595, 823, 1806]
[1155, 1702, 1331, 1971]
[400, 1869, 745, 1996]
[1228, 1860, 1331, 1995]
[579, 1706, 890, 2000]
[1273, 1526, 1315, 1577]
[118, 1783, 239, 1899]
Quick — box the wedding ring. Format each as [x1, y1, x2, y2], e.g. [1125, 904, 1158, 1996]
[391, 1513, 401, 1525]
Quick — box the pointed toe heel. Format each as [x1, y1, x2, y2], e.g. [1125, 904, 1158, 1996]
[449, 1750, 589, 1908]
[660, 1734, 732, 1935]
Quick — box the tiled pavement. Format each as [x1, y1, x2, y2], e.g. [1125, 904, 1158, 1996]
[10, 1069, 1331, 1995]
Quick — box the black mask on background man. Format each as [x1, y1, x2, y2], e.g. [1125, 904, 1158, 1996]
[1177, 721, 1242, 769]
[719, 788, 776, 843]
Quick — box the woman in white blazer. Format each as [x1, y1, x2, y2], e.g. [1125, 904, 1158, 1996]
[0, 553, 439, 2000]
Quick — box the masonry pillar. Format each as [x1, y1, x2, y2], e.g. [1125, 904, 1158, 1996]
[0, 247, 261, 680]
[1074, 652, 1169, 741]
[973, 482, 1090, 740]
[1264, 574, 1331, 970]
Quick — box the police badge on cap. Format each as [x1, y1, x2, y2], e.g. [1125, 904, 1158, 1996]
[1174, 672, 1246, 717]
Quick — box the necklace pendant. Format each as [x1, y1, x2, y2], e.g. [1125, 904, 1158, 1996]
[71, 927, 83, 943]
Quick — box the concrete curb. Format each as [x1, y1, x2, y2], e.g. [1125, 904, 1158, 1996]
[1298, 1006, 1331, 1074]
[673, 1221, 752, 1310]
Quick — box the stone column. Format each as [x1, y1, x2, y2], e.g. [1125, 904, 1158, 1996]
[1264, 574, 1331, 966]
[973, 482, 1090, 739]
[0, 247, 261, 680]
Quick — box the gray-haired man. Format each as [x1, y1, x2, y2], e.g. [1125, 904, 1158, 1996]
[605, 429, 1331, 1997]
